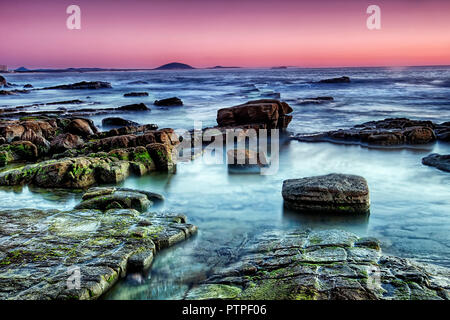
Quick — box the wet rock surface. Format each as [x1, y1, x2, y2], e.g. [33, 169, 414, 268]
[185, 229, 449, 300]
[422, 154, 450, 172]
[102, 117, 140, 128]
[0, 208, 197, 300]
[282, 174, 370, 214]
[217, 99, 293, 130]
[42, 81, 112, 90]
[319, 76, 350, 83]
[124, 92, 149, 97]
[154, 97, 183, 106]
[76, 187, 164, 212]
[294, 118, 443, 146]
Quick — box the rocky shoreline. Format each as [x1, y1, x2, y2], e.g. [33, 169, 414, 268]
[0, 75, 449, 300]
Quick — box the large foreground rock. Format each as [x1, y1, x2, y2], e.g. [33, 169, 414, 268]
[76, 187, 164, 212]
[217, 99, 293, 130]
[185, 229, 450, 300]
[282, 174, 370, 214]
[0, 208, 197, 300]
[422, 154, 450, 172]
[294, 118, 440, 146]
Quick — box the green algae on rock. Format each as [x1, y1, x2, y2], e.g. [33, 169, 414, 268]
[76, 187, 164, 212]
[0, 208, 197, 300]
[282, 174, 370, 214]
[185, 229, 450, 300]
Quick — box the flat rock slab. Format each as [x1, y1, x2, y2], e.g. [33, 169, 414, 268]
[282, 173, 370, 214]
[294, 118, 443, 146]
[76, 187, 164, 212]
[0, 208, 197, 300]
[185, 229, 450, 300]
[422, 153, 450, 173]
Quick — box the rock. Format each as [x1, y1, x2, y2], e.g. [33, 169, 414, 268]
[435, 122, 450, 142]
[50, 133, 84, 153]
[23, 84, 33, 88]
[0, 75, 6, 87]
[319, 76, 350, 83]
[216, 99, 293, 130]
[118, 103, 150, 111]
[42, 81, 112, 90]
[227, 149, 268, 173]
[0, 157, 128, 188]
[154, 97, 183, 106]
[295, 118, 437, 146]
[282, 173, 370, 214]
[124, 92, 149, 97]
[185, 229, 449, 300]
[298, 97, 334, 105]
[102, 117, 139, 127]
[422, 154, 450, 172]
[65, 118, 98, 137]
[0, 208, 197, 300]
[75, 187, 162, 212]
[146, 143, 175, 172]
[10, 141, 39, 160]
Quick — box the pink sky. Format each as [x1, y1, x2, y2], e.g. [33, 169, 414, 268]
[0, 0, 449, 69]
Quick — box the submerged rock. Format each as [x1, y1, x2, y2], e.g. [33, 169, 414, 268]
[42, 81, 112, 90]
[118, 103, 150, 111]
[0, 208, 197, 300]
[422, 153, 450, 172]
[102, 117, 139, 127]
[76, 187, 163, 212]
[298, 97, 334, 105]
[294, 118, 438, 146]
[227, 149, 268, 173]
[282, 173, 370, 214]
[216, 99, 293, 130]
[185, 229, 450, 300]
[124, 92, 149, 97]
[319, 76, 350, 83]
[154, 97, 183, 106]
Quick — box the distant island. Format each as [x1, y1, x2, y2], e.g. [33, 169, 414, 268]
[154, 62, 195, 70]
[11, 62, 196, 73]
[209, 66, 241, 69]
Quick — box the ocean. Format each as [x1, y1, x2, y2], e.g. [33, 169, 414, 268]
[1, 66, 449, 299]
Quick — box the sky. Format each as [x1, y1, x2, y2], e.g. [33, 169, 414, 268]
[0, 0, 449, 69]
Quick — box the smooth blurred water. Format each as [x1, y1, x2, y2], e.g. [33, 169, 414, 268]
[0, 66, 449, 299]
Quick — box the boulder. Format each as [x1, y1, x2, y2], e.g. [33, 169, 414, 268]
[146, 143, 174, 172]
[422, 154, 450, 172]
[295, 118, 437, 146]
[102, 117, 139, 127]
[75, 187, 162, 212]
[282, 173, 370, 214]
[154, 97, 183, 106]
[216, 99, 293, 130]
[50, 133, 84, 153]
[0, 75, 6, 87]
[124, 92, 149, 97]
[42, 81, 112, 90]
[118, 103, 150, 111]
[319, 76, 350, 83]
[23, 84, 33, 88]
[65, 118, 98, 137]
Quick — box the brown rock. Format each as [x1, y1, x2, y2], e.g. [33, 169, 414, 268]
[65, 118, 98, 137]
[50, 133, 84, 153]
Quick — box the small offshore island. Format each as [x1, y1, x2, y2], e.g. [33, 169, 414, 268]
[0, 66, 449, 300]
